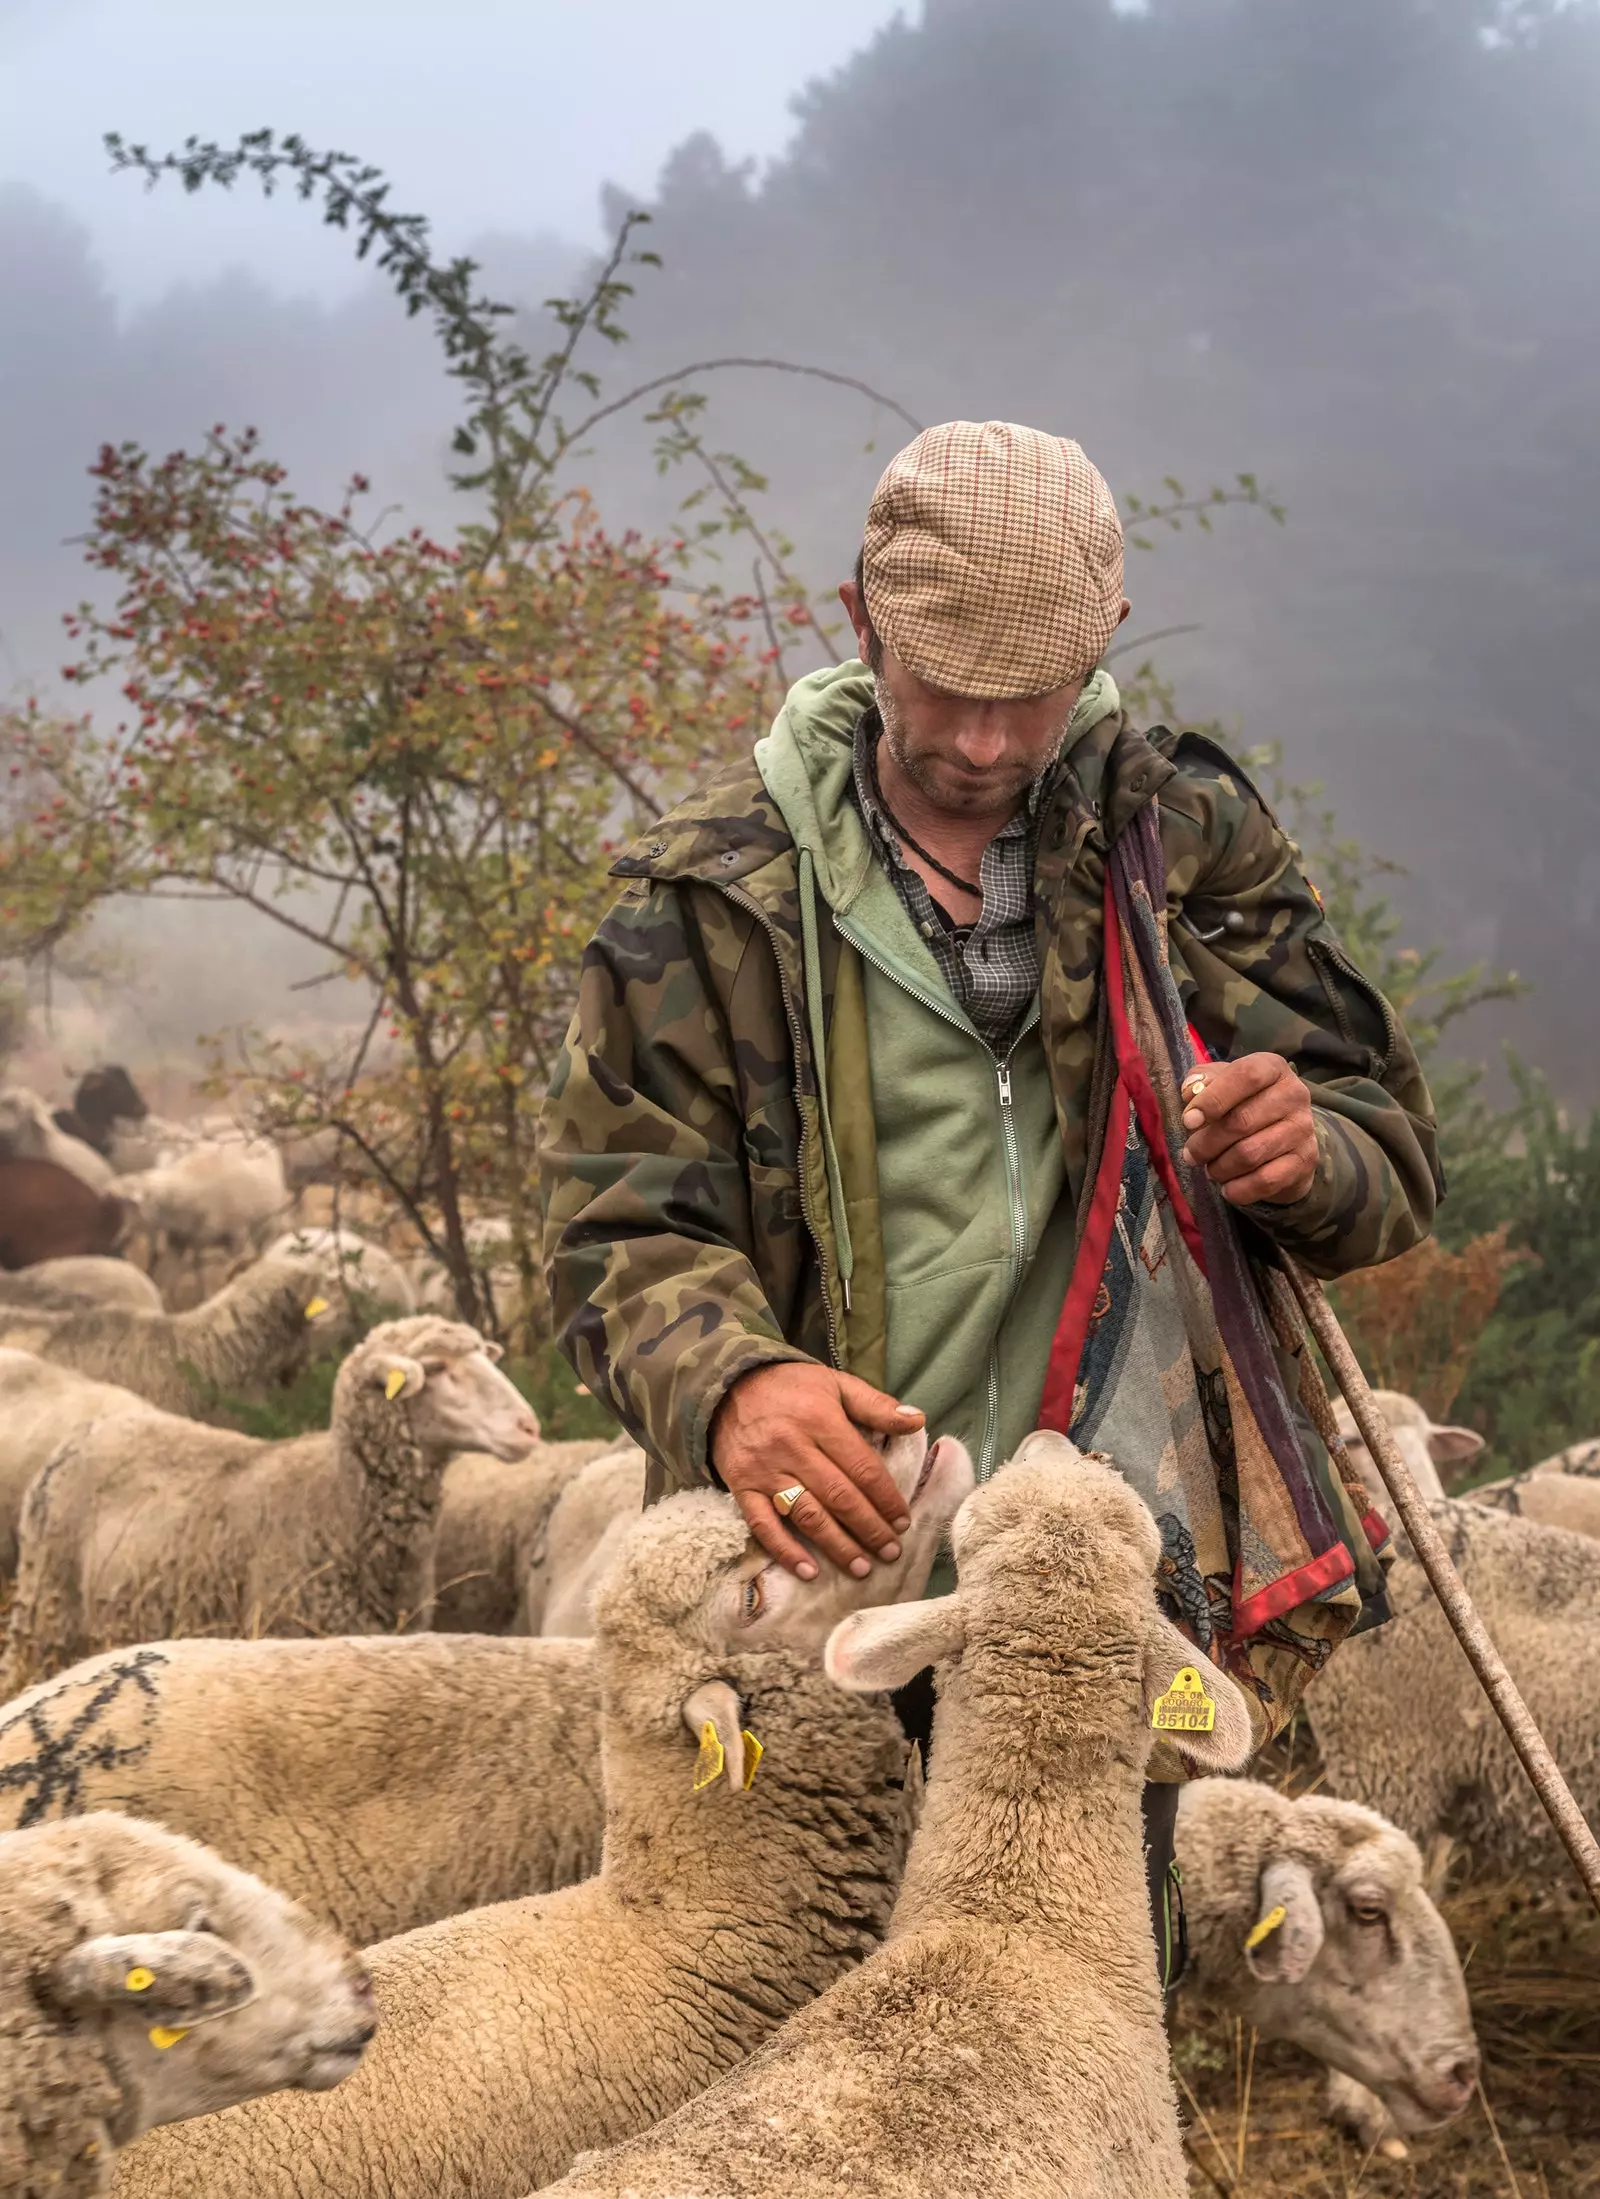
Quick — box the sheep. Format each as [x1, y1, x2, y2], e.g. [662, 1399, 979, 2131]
[0, 1156, 133, 1269]
[1467, 1435, 1600, 1539]
[0, 1256, 162, 1313]
[2, 1316, 539, 1688]
[539, 1432, 1256, 2199]
[51, 1065, 149, 1160]
[0, 1633, 603, 1945]
[1331, 1387, 1485, 1505]
[115, 1136, 289, 1277]
[0, 1251, 329, 1419]
[109, 1426, 969, 2199]
[0, 1084, 115, 1190]
[0, 1350, 160, 1577]
[1176, 1778, 1478, 2161]
[434, 1436, 629, 1633]
[1305, 1491, 1600, 1878]
[0, 1810, 374, 2196]
[264, 1226, 417, 1314]
[533, 1441, 647, 1636]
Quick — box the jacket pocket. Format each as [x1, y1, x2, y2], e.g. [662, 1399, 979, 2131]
[1307, 937, 1396, 1080]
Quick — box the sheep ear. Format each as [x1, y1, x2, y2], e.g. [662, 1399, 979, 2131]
[46, 1932, 256, 2023]
[825, 1594, 965, 1693]
[1244, 1858, 1325, 1984]
[1427, 1422, 1485, 1466]
[682, 1680, 746, 1794]
[378, 1355, 425, 1401]
[1142, 1619, 1255, 1774]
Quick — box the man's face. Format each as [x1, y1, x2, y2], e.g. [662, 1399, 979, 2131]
[838, 578, 1127, 823]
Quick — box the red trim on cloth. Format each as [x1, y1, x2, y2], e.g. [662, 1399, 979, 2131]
[1038, 1080, 1131, 1431]
[1100, 881, 1208, 1271]
[1360, 1509, 1390, 1553]
[1232, 1538, 1356, 1639]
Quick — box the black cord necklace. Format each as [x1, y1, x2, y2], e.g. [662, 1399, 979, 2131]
[870, 763, 984, 900]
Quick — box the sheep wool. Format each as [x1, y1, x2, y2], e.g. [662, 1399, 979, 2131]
[1176, 1779, 1478, 2156]
[0, 1253, 327, 1420]
[0, 1811, 374, 2196]
[0, 1632, 604, 1944]
[110, 1490, 926, 2199]
[1, 1316, 537, 1689]
[541, 1435, 1256, 2199]
[434, 1436, 627, 1634]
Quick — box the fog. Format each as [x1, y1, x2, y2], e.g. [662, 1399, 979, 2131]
[3, 0, 1597, 1089]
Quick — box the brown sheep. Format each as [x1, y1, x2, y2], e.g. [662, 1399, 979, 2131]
[0, 1157, 132, 1269]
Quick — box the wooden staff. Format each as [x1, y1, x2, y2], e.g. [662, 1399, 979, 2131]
[1285, 1258, 1600, 1916]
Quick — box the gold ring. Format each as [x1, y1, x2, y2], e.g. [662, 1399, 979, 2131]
[772, 1484, 806, 1517]
[1181, 1072, 1210, 1100]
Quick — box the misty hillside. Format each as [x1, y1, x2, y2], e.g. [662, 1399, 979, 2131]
[3, 0, 1597, 1086]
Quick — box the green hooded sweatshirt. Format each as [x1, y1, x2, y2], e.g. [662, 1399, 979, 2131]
[754, 661, 1121, 1478]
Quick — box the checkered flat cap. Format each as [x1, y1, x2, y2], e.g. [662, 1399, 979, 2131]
[862, 420, 1124, 699]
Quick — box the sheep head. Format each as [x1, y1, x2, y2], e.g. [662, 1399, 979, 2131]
[1180, 1781, 1478, 2138]
[591, 1432, 969, 1797]
[352, 1314, 540, 1461]
[2, 1813, 375, 2172]
[825, 1429, 1256, 1778]
[1333, 1390, 1484, 1507]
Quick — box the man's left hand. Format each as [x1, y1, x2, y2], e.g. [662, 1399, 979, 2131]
[1179, 1053, 1319, 1206]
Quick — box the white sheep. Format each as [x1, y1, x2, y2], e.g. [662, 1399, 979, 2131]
[0, 1349, 159, 1577]
[0, 1810, 374, 2196]
[1468, 1434, 1600, 1540]
[1306, 1491, 1600, 1879]
[264, 1226, 417, 1314]
[1, 1315, 539, 1688]
[0, 1085, 115, 1191]
[1332, 1387, 1484, 1505]
[434, 1435, 631, 1633]
[109, 1427, 970, 2199]
[533, 1441, 647, 1636]
[0, 1633, 603, 1945]
[0, 1256, 163, 1313]
[540, 1432, 1256, 2199]
[0, 1251, 331, 1420]
[1176, 1778, 1478, 2160]
[115, 1137, 289, 1270]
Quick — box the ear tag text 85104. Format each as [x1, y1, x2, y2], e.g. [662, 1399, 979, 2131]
[692, 1721, 725, 1792]
[1151, 1665, 1217, 1735]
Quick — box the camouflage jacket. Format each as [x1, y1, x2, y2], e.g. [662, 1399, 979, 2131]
[540, 706, 1441, 1501]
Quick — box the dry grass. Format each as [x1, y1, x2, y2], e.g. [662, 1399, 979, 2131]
[1330, 1227, 1527, 1421]
[1178, 1720, 1600, 2196]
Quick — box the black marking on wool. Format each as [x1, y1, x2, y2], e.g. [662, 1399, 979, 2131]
[0, 1648, 167, 1827]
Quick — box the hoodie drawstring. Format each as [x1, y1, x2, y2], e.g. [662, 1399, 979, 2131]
[798, 848, 855, 1314]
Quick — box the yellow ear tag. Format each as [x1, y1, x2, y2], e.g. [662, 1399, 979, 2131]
[148, 2025, 190, 2050]
[692, 1720, 725, 1792]
[304, 1296, 329, 1320]
[1245, 1902, 1288, 1953]
[1151, 1665, 1218, 1734]
[384, 1367, 407, 1401]
[124, 1967, 155, 1994]
[740, 1729, 763, 1791]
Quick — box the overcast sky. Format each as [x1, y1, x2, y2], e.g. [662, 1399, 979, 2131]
[0, 0, 916, 302]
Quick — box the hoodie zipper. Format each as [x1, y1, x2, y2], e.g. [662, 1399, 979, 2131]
[723, 882, 843, 1369]
[840, 921, 1033, 1478]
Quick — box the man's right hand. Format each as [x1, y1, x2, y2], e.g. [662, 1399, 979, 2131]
[710, 1362, 924, 1582]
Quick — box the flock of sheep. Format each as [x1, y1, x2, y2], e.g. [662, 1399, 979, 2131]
[0, 1065, 1597, 2194]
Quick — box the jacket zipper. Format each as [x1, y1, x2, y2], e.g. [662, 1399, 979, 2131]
[1308, 936, 1397, 1078]
[840, 918, 1034, 1479]
[984, 1048, 1030, 1480]
[723, 882, 843, 1369]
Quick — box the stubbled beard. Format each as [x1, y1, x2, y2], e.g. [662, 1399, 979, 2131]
[874, 678, 1076, 814]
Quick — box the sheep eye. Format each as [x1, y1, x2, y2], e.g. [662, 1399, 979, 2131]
[741, 1574, 764, 1621]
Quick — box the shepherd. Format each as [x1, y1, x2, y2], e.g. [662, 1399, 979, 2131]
[540, 419, 1440, 1978]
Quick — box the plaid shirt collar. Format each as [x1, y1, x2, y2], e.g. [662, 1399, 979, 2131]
[848, 706, 1061, 1055]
